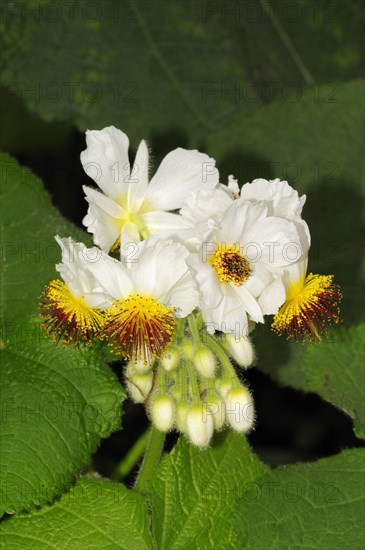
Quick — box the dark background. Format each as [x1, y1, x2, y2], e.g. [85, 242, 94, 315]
[0, 0, 364, 482]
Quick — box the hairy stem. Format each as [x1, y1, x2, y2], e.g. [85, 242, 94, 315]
[134, 426, 165, 493]
[112, 429, 149, 481]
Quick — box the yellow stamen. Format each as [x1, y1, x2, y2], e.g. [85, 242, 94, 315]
[105, 294, 177, 364]
[209, 244, 252, 286]
[39, 280, 106, 346]
[272, 273, 342, 342]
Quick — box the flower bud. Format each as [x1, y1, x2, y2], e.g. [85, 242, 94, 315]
[225, 334, 255, 368]
[225, 387, 255, 433]
[180, 340, 195, 360]
[186, 404, 214, 448]
[128, 358, 153, 374]
[161, 345, 180, 372]
[203, 396, 225, 430]
[150, 394, 175, 432]
[215, 377, 232, 398]
[176, 402, 190, 433]
[126, 371, 153, 403]
[193, 346, 216, 378]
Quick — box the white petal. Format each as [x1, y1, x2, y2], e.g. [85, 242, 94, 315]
[142, 210, 193, 241]
[216, 200, 267, 244]
[132, 238, 190, 301]
[146, 148, 219, 211]
[244, 262, 273, 298]
[127, 140, 149, 212]
[281, 257, 308, 299]
[240, 178, 305, 218]
[186, 253, 223, 309]
[119, 222, 141, 261]
[84, 292, 113, 309]
[234, 285, 264, 323]
[202, 289, 249, 338]
[55, 236, 111, 302]
[163, 271, 198, 317]
[82, 200, 120, 252]
[258, 277, 286, 315]
[243, 217, 302, 268]
[83, 186, 126, 218]
[80, 126, 130, 200]
[180, 188, 233, 233]
[87, 253, 133, 300]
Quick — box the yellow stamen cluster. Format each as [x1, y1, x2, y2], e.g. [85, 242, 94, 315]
[104, 295, 177, 365]
[39, 280, 106, 346]
[272, 273, 342, 341]
[209, 244, 252, 286]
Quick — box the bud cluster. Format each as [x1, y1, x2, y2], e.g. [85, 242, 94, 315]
[125, 317, 256, 448]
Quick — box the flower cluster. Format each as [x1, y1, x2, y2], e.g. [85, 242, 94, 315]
[39, 126, 342, 447]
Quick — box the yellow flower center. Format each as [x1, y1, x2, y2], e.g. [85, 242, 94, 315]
[39, 280, 106, 346]
[105, 295, 177, 364]
[272, 273, 342, 341]
[209, 244, 252, 286]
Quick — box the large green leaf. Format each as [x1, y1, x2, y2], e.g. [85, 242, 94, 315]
[206, 79, 364, 389]
[0, 1, 363, 144]
[303, 324, 365, 438]
[0, 318, 125, 517]
[147, 431, 268, 549]
[0, 477, 153, 549]
[0, 153, 89, 329]
[235, 448, 365, 549]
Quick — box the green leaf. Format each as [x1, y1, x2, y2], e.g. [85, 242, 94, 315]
[0, 152, 89, 329]
[1, 1, 363, 144]
[235, 448, 365, 549]
[303, 324, 365, 438]
[206, 79, 364, 389]
[0, 318, 125, 517]
[0, 477, 153, 549]
[147, 431, 268, 549]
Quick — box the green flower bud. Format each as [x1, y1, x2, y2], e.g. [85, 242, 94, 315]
[161, 345, 180, 371]
[126, 371, 153, 404]
[176, 401, 190, 433]
[193, 346, 216, 378]
[180, 340, 195, 360]
[215, 377, 232, 398]
[128, 358, 153, 374]
[203, 396, 225, 430]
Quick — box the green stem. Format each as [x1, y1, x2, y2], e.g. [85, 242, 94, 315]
[205, 335, 239, 387]
[188, 313, 201, 346]
[186, 359, 200, 404]
[175, 317, 186, 342]
[112, 429, 149, 481]
[134, 426, 166, 493]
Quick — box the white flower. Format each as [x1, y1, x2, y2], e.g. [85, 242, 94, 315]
[218, 174, 240, 198]
[271, 257, 342, 341]
[187, 199, 305, 337]
[39, 236, 112, 344]
[81, 126, 219, 253]
[240, 178, 310, 251]
[55, 236, 112, 309]
[86, 236, 198, 363]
